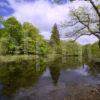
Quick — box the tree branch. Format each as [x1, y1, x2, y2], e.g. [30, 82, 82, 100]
[88, 0, 100, 31]
[65, 26, 86, 38]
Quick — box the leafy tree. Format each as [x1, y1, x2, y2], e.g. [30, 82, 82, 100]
[50, 24, 60, 46]
[82, 44, 92, 60]
[50, 24, 61, 54]
[82, 42, 100, 60]
[0, 17, 49, 55]
[4, 17, 23, 45]
[0, 16, 4, 24]
[22, 22, 39, 38]
[0, 16, 6, 38]
[0, 28, 8, 38]
[2, 17, 23, 54]
[21, 22, 48, 55]
[61, 40, 82, 56]
[91, 42, 100, 58]
[0, 37, 9, 55]
[20, 22, 39, 54]
[62, 0, 100, 47]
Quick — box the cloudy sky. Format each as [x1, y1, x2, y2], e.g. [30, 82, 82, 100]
[0, 0, 98, 45]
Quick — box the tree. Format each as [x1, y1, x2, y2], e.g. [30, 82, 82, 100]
[21, 22, 48, 55]
[3, 17, 24, 54]
[62, 0, 100, 47]
[21, 22, 39, 54]
[4, 17, 23, 44]
[50, 24, 61, 54]
[91, 42, 100, 58]
[0, 17, 49, 55]
[0, 16, 4, 24]
[22, 22, 39, 38]
[61, 40, 81, 56]
[50, 24, 60, 46]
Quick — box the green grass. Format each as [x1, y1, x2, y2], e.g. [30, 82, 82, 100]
[0, 55, 37, 63]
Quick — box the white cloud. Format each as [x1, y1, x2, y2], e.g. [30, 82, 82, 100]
[6, 0, 98, 44]
[8, 0, 70, 31]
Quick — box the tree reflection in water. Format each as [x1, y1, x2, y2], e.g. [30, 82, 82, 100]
[0, 57, 47, 96]
[0, 55, 99, 100]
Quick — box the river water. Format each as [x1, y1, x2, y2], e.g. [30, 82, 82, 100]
[0, 56, 100, 100]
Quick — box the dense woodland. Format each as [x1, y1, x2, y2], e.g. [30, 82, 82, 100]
[0, 16, 99, 59]
[0, 1, 100, 99]
[0, 0, 100, 59]
[0, 17, 49, 55]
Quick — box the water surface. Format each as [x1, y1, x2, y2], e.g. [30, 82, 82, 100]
[0, 56, 100, 100]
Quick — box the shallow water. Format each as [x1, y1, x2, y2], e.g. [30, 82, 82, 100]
[0, 56, 100, 100]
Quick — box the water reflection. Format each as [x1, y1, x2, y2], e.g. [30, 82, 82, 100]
[0, 57, 47, 96]
[74, 64, 89, 76]
[0, 56, 99, 100]
[49, 56, 83, 86]
[87, 61, 100, 77]
[49, 57, 61, 85]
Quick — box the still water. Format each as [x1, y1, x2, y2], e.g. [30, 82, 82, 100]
[0, 56, 100, 100]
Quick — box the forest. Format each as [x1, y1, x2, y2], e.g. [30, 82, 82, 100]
[0, 0, 100, 100]
[0, 16, 99, 61]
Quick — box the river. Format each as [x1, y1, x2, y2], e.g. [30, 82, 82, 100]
[0, 56, 100, 100]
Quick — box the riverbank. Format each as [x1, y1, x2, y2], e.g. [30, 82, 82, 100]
[0, 55, 37, 63]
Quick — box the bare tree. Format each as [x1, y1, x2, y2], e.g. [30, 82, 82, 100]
[62, 0, 100, 47]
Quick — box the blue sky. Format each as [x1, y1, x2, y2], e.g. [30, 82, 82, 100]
[0, 0, 98, 45]
[0, 0, 14, 16]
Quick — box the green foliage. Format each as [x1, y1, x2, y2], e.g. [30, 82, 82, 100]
[21, 22, 48, 55]
[0, 17, 49, 55]
[22, 22, 39, 38]
[91, 42, 100, 58]
[82, 42, 100, 60]
[0, 16, 4, 24]
[0, 28, 8, 38]
[0, 57, 47, 96]
[50, 24, 60, 46]
[62, 1, 100, 48]
[61, 40, 82, 56]
[97, 4, 100, 9]
[0, 38, 9, 55]
[4, 17, 23, 44]
[50, 24, 61, 54]
[82, 44, 91, 58]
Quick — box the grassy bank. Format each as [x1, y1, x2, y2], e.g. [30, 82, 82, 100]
[0, 55, 37, 63]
